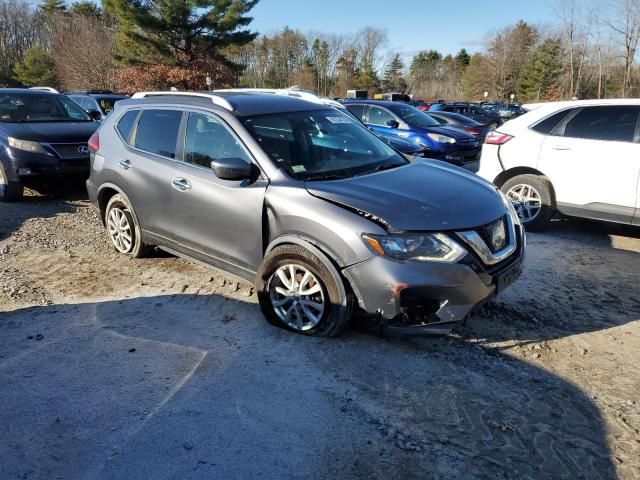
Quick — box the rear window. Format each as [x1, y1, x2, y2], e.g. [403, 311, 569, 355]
[531, 109, 572, 134]
[134, 110, 182, 158]
[116, 110, 138, 143]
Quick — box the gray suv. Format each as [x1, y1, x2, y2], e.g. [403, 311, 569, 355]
[86, 91, 525, 337]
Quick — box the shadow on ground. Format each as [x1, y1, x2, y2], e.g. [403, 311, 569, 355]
[0, 293, 618, 479]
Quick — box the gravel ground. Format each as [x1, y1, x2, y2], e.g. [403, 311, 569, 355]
[1, 185, 639, 480]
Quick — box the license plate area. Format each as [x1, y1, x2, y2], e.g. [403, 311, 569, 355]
[494, 260, 523, 294]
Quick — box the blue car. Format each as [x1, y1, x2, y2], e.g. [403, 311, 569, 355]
[342, 100, 481, 167]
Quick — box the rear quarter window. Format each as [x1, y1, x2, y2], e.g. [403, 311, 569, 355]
[116, 110, 139, 143]
[531, 109, 572, 135]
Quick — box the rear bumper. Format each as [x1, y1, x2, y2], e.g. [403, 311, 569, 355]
[477, 144, 504, 184]
[343, 224, 525, 333]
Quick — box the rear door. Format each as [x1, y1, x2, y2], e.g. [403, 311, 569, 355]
[169, 110, 268, 275]
[122, 108, 183, 238]
[538, 105, 640, 223]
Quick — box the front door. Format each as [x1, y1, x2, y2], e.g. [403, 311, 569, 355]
[170, 111, 268, 275]
[364, 105, 402, 138]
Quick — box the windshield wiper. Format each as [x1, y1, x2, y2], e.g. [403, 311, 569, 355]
[353, 162, 403, 177]
[304, 173, 348, 182]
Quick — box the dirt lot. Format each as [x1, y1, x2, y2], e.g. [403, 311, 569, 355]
[1, 186, 639, 480]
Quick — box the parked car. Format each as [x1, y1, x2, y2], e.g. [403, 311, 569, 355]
[430, 102, 503, 129]
[478, 99, 640, 230]
[342, 100, 481, 167]
[408, 100, 433, 111]
[0, 88, 99, 201]
[427, 111, 492, 140]
[498, 104, 526, 120]
[87, 91, 525, 337]
[66, 90, 128, 121]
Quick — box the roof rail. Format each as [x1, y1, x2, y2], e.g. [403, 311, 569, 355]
[213, 88, 344, 109]
[131, 91, 234, 111]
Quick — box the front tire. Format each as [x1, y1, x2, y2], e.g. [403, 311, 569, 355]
[256, 245, 351, 337]
[0, 163, 23, 202]
[502, 174, 555, 231]
[104, 194, 151, 258]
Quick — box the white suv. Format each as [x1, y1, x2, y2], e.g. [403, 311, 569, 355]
[478, 100, 640, 230]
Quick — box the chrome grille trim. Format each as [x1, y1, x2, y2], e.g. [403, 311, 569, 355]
[456, 214, 517, 266]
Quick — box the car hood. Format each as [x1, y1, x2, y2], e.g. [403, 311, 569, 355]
[410, 124, 476, 141]
[306, 160, 506, 231]
[0, 122, 98, 143]
[375, 132, 424, 154]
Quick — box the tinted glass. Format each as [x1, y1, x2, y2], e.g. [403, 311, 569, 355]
[116, 110, 139, 143]
[345, 104, 365, 120]
[388, 104, 440, 128]
[184, 112, 251, 168]
[562, 106, 639, 142]
[242, 109, 407, 180]
[134, 110, 182, 158]
[531, 109, 572, 134]
[367, 106, 397, 126]
[95, 96, 124, 115]
[0, 93, 92, 123]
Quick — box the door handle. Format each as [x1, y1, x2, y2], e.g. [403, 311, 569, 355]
[552, 145, 571, 151]
[172, 177, 192, 191]
[119, 159, 132, 170]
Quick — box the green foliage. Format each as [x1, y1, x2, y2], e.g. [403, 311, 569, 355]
[13, 46, 59, 87]
[518, 38, 564, 101]
[40, 0, 66, 13]
[104, 0, 259, 66]
[382, 53, 405, 91]
[354, 61, 378, 91]
[70, 1, 102, 16]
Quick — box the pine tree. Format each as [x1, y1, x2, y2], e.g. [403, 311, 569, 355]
[518, 38, 563, 101]
[382, 54, 405, 92]
[70, 1, 101, 16]
[104, 0, 259, 66]
[40, 0, 66, 13]
[13, 46, 59, 87]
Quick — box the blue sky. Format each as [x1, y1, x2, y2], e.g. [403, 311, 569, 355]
[249, 0, 555, 56]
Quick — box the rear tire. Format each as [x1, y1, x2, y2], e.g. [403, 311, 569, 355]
[104, 194, 152, 258]
[0, 164, 23, 202]
[256, 244, 351, 337]
[501, 174, 555, 231]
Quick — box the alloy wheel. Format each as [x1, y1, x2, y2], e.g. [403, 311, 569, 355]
[0, 166, 7, 198]
[107, 207, 133, 253]
[506, 183, 542, 223]
[268, 264, 326, 331]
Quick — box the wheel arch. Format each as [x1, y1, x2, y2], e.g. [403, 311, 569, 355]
[97, 183, 139, 227]
[494, 166, 552, 191]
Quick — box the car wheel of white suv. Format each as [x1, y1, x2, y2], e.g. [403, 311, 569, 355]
[501, 174, 556, 231]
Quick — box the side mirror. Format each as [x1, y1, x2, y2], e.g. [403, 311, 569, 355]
[386, 119, 400, 129]
[211, 157, 253, 181]
[88, 110, 103, 121]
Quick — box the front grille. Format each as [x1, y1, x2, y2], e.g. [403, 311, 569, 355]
[476, 215, 509, 254]
[49, 143, 89, 160]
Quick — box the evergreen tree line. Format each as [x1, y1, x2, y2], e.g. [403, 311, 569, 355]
[2, 0, 640, 101]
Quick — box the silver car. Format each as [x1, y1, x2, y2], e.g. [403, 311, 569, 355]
[86, 91, 525, 337]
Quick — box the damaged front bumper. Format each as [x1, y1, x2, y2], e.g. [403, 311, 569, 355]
[342, 226, 525, 335]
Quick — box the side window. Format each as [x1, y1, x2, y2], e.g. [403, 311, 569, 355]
[531, 109, 572, 135]
[116, 110, 139, 143]
[345, 104, 365, 121]
[134, 110, 182, 158]
[367, 106, 396, 126]
[183, 112, 251, 168]
[561, 106, 640, 142]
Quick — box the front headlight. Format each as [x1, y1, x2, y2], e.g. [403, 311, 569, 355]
[362, 232, 466, 263]
[499, 189, 521, 226]
[8, 137, 51, 155]
[427, 133, 456, 144]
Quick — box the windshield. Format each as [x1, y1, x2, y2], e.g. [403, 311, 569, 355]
[0, 93, 92, 123]
[388, 104, 440, 128]
[242, 109, 407, 181]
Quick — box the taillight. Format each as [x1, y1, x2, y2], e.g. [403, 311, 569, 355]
[88, 132, 99, 151]
[485, 131, 513, 145]
[465, 127, 481, 135]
